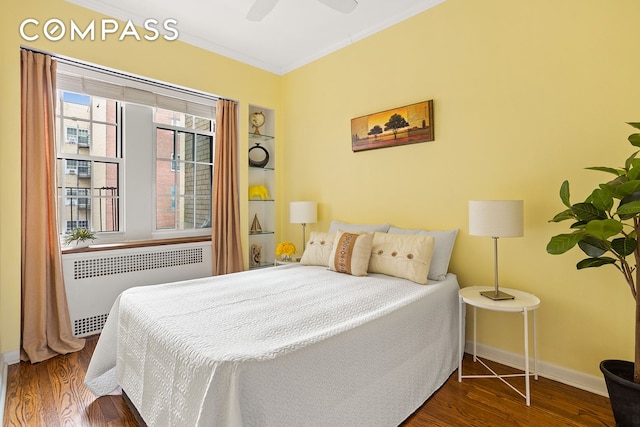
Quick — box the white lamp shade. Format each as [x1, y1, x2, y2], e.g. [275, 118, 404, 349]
[469, 200, 524, 238]
[290, 201, 317, 224]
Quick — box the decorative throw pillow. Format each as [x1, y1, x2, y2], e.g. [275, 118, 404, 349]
[368, 233, 435, 285]
[328, 230, 374, 276]
[388, 226, 458, 281]
[300, 232, 336, 267]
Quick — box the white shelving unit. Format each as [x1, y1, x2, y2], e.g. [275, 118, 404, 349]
[248, 105, 275, 269]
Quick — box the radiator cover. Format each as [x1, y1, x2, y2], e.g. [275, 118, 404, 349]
[62, 242, 212, 337]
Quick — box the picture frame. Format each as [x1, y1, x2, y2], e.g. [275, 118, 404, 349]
[351, 100, 434, 152]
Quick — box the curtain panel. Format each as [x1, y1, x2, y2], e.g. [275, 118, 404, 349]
[20, 50, 85, 363]
[211, 99, 244, 274]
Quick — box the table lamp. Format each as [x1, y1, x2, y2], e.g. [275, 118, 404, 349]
[290, 201, 317, 251]
[469, 200, 524, 300]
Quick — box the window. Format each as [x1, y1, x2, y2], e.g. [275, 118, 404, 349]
[56, 59, 219, 242]
[56, 91, 120, 235]
[155, 110, 214, 231]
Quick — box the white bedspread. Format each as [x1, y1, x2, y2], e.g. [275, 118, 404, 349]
[85, 264, 461, 426]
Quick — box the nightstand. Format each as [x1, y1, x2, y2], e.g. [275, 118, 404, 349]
[458, 286, 540, 406]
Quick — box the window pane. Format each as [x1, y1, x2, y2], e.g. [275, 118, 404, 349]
[156, 196, 176, 230]
[194, 117, 211, 132]
[195, 197, 211, 228]
[156, 160, 175, 196]
[178, 131, 195, 162]
[61, 119, 91, 155]
[179, 196, 195, 230]
[156, 128, 174, 159]
[92, 162, 120, 232]
[91, 122, 118, 158]
[196, 134, 212, 163]
[181, 163, 195, 198]
[92, 97, 117, 125]
[63, 91, 91, 120]
[154, 108, 185, 127]
[156, 159, 176, 230]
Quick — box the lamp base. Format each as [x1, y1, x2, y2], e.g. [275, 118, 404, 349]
[480, 289, 515, 300]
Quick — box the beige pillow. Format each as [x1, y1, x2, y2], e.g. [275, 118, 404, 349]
[368, 232, 435, 285]
[328, 230, 374, 276]
[300, 232, 336, 266]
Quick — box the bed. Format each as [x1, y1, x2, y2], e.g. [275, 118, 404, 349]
[85, 227, 462, 426]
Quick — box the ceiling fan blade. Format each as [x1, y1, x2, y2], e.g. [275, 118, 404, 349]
[246, 0, 280, 21]
[316, 0, 358, 14]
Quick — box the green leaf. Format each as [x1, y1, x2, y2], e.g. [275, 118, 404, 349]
[611, 237, 637, 257]
[626, 151, 640, 171]
[601, 176, 630, 196]
[549, 209, 574, 223]
[576, 257, 617, 269]
[570, 220, 588, 229]
[628, 166, 640, 181]
[629, 133, 640, 148]
[586, 166, 624, 176]
[547, 232, 587, 255]
[628, 122, 640, 130]
[615, 200, 640, 217]
[613, 180, 640, 198]
[585, 219, 623, 240]
[578, 236, 608, 257]
[589, 188, 614, 212]
[559, 180, 571, 208]
[571, 203, 608, 221]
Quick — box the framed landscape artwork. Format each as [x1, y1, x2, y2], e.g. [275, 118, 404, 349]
[351, 100, 434, 152]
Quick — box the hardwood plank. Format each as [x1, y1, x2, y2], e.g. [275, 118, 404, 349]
[4, 338, 615, 426]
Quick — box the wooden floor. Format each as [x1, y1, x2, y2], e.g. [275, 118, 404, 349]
[4, 335, 615, 426]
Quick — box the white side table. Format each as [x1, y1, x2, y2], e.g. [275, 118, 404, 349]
[458, 286, 540, 406]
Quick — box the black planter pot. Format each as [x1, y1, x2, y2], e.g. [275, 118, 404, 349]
[600, 360, 640, 427]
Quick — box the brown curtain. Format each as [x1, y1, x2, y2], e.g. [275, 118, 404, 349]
[20, 50, 85, 363]
[211, 99, 244, 274]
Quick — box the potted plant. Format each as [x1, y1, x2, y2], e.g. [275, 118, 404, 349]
[547, 122, 640, 426]
[63, 228, 97, 248]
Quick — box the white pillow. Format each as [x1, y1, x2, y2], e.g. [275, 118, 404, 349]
[328, 220, 390, 234]
[369, 233, 435, 285]
[300, 232, 335, 266]
[388, 226, 458, 281]
[328, 230, 374, 276]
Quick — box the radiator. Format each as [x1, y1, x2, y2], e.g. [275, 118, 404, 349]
[62, 241, 212, 337]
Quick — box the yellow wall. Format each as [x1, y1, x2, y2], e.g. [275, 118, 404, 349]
[281, 0, 640, 377]
[1, 0, 282, 353]
[3, 0, 640, 383]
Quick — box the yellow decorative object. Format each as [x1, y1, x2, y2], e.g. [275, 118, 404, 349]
[276, 241, 296, 261]
[249, 184, 269, 200]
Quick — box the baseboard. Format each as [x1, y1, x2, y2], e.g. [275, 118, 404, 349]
[2, 350, 20, 366]
[465, 341, 608, 397]
[1, 349, 20, 426]
[0, 359, 7, 427]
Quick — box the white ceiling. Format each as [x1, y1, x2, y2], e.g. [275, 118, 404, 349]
[66, 0, 445, 75]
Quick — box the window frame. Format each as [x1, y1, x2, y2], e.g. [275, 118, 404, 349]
[152, 116, 214, 235]
[56, 90, 123, 238]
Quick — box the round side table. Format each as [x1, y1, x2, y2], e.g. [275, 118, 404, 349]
[458, 286, 540, 406]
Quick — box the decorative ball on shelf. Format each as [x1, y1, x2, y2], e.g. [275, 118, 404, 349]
[251, 111, 265, 135]
[248, 142, 270, 168]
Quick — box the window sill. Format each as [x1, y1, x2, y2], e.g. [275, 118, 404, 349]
[61, 235, 211, 255]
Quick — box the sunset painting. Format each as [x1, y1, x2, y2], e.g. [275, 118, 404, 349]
[351, 100, 434, 152]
